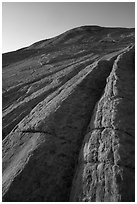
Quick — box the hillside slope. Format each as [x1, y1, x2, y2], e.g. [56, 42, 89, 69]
[2, 26, 135, 201]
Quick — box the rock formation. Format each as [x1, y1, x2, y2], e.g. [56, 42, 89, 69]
[2, 26, 135, 201]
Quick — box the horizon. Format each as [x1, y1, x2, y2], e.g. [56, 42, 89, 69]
[2, 2, 135, 53]
[2, 25, 135, 54]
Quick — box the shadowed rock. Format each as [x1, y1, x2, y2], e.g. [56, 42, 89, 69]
[2, 26, 135, 202]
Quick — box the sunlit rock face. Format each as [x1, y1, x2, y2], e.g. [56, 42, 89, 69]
[2, 26, 135, 202]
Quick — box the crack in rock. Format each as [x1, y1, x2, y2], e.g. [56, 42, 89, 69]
[2, 28, 134, 202]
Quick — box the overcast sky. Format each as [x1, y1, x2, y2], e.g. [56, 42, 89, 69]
[2, 2, 135, 53]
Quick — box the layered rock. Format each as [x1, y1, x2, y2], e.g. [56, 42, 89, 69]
[2, 26, 135, 202]
[70, 46, 135, 202]
[2, 56, 115, 201]
[2, 26, 134, 138]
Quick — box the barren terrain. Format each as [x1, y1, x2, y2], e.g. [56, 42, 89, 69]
[2, 26, 135, 201]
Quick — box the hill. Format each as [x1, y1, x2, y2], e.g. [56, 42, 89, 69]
[2, 25, 135, 201]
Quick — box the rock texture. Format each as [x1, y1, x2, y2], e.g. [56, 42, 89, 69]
[2, 26, 135, 202]
[70, 46, 135, 202]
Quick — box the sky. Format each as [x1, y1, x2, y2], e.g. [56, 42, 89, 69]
[2, 2, 135, 53]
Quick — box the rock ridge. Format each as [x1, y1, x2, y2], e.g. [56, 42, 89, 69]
[70, 46, 135, 202]
[2, 26, 135, 202]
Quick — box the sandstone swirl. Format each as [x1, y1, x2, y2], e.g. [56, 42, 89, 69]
[2, 26, 135, 201]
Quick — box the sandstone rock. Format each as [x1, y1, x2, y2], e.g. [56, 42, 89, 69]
[2, 26, 135, 201]
[70, 46, 135, 202]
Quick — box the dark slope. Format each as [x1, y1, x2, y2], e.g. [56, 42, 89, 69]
[2, 26, 134, 137]
[2, 26, 134, 66]
[2, 26, 135, 201]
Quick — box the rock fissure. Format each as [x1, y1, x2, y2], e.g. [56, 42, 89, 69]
[69, 46, 135, 202]
[2, 26, 134, 202]
[3, 55, 116, 202]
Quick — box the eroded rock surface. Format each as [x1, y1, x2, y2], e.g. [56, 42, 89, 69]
[2, 26, 135, 202]
[70, 46, 135, 202]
